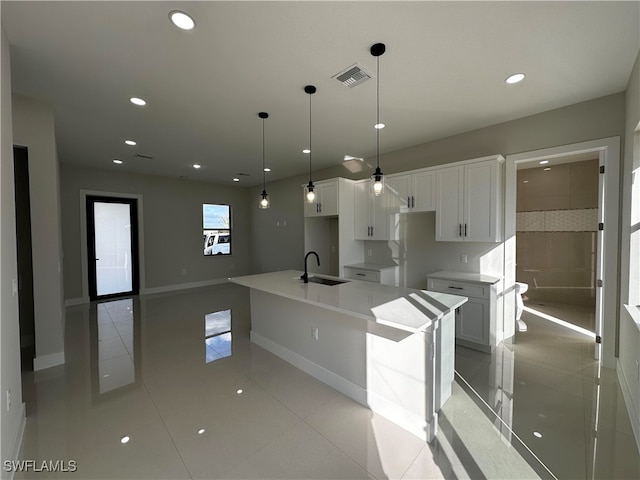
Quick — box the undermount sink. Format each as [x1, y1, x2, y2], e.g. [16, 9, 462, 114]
[307, 276, 349, 286]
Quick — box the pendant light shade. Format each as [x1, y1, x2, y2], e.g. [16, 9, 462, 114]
[370, 42, 386, 196]
[304, 85, 317, 203]
[258, 112, 270, 209]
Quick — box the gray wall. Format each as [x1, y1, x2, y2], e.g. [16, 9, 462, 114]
[12, 95, 65, 371]
[60, 165, 253, 301]
[1, 24, 24, 477]
[252, 93, 626, 290]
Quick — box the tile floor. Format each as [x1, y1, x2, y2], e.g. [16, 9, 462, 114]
[15, 283, 640, 479]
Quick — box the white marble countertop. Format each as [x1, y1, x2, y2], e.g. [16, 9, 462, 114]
[427, 270, 502, 285]
[344, 263, 398, 272]
[230, 270, 467, 334]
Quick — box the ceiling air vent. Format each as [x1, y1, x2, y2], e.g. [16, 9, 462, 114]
[135, 153, 154, 160]
[332, 64, 371, 88]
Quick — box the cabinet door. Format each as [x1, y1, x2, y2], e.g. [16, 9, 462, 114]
[386, 174, 411, 214]
[412, 170, 436, 212]
[456, 299, 490, 347]
[317, 182, 338, 216]
[370, 191, 389, 240]
[353, 180, 370, 240]
[464, 161, 499, 242]
[435, 166, 464, 241]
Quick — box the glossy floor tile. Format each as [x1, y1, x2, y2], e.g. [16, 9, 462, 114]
[16, 284, 640, 479]
[456, 304, 640, 480]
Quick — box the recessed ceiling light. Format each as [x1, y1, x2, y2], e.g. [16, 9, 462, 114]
[543, 167, 551, 171]
[302, 149, 310, 154]
[120, 436, 130, 444]
[505, 73, 525, 84]
[233, 177, 240, 182]
[523, 180, 529, 183]
[533, 431, 543, 438]
[113, 159, 123, 164]
[169, 10, 195, 30]
[129, 97, 146, 106]
[192, 164, 201, 169]
[124, 140, 136, 146]
[197, 428, 205, 435]
[539, 160, 549, 165]
[263, 168, 271, 172]
[236, 389, 243, 394]
[374, 123, 385, 129]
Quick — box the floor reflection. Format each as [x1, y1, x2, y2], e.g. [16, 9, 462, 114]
[95, 298, 137, 395]
[204, 309, 232, 363]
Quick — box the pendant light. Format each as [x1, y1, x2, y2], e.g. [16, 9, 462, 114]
[304, 85, 317, 203]
[370, 42, 386, 196]
[258, 112, 270, 209]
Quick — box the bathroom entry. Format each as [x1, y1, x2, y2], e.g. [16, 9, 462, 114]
[86, 196, 140, 300]
[515, 154, 601, 334]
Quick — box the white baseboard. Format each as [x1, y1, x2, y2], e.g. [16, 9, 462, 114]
[4, 402, 26, 480]
[64, 279, 231, 306]
[33, 351, 65, 371]
[617, 359, 640, 454]
[250, 331, 431, 442]
[140, 278, 229, 296]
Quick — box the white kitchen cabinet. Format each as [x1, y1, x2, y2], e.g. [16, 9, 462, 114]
[344, 263, 399, 286]
[427, 271, 501, 352]
[387, 169, 436, 214]
[303, 179, 338, 217]
[353, 179, 398, 240]
[435, 156, 503, 242]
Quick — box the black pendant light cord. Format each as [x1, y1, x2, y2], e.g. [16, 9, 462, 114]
[304, 85, 316, 190]
[258, 112, 269, 197]
[308, 91, 312, 182]
[376, 52, 380, 170]
[262, 116, 266, 189]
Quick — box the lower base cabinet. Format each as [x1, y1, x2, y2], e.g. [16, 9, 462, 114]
[427, 271, 501, 352]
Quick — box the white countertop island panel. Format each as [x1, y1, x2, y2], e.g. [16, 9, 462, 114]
[230, 270, 466, 334]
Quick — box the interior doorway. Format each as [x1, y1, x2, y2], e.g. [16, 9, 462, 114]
[506, 137, 620, 367]
[86, 196, 139, 301]
[515, 154, 600, 334]
[13, 146, 35, 372]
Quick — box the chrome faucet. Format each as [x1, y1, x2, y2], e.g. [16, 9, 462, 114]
[301, 251, 320, 283]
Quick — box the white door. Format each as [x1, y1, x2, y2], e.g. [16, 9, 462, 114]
[88, 197, 138, 299]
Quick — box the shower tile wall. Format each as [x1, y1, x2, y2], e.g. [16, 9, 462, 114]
[516, 159, 599, 307]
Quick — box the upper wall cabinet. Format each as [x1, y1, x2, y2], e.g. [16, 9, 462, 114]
[303, 179, 338, 217]
[353, 179, 398, 240]
[387, 169, 436, 214]
[435, 155, 504, 242]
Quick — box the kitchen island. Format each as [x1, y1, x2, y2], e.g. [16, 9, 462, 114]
[230, 270, 467, 441]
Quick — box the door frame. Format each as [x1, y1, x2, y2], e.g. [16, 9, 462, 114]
[80, 190, 145, 303]
[505, 137, 620, 369]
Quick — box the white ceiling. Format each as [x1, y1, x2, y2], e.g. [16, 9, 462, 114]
[3, 1, 639, 186]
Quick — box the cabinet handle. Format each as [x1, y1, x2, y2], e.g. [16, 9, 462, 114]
[448, 286, 464, 290]
[464, 223, 467, 237]
[319, 203, 322, 213]
[370, 226, 374, 237]
[407, 196, 411, 208]
[356, 273, 366, 276]
[459, 224, 462, 237]
[412, 196, 415, 208]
